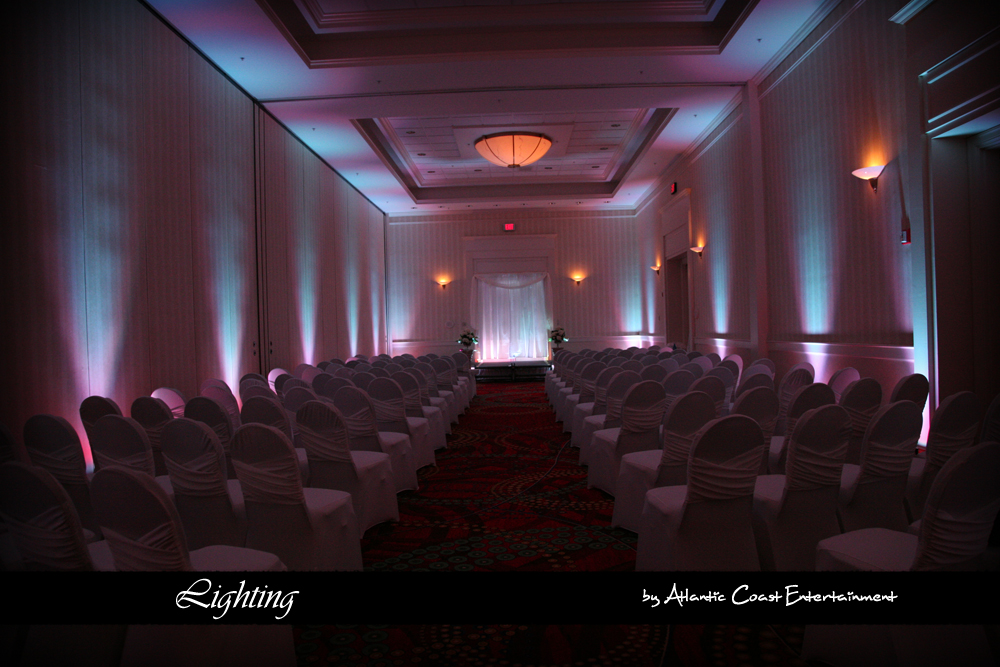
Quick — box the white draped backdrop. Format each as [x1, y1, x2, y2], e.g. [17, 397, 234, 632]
[473, 273, 552, 361]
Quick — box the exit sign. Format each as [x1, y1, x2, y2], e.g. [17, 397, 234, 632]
[504, 223, 515, 232]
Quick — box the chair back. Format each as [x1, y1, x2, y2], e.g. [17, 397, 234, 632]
[731, 385, 780, 461]
[839, 378, 883, 465]
[657, 358, 680, 374]
[662, 369, 696, 415]
[603, 371, 642, 428]
[590, 367, 623, 416]
[91, 466, 192, 571]
[333, 366, 356, 380]
[913, 441, 1000, 570]
[184, 396, 235, 478]
[267, 367, 291, 393]
[576, 361, 607, 402]
[827, 367, 861, 402]
[639, 364, 668, 383]
[686, 415, 764, 503]
[639, 355, 659, 367]
[89, 414, 156, 476]
[691, 356, 713, 375]
[775, 366, 814, 435]
[283, 386, 319, 423]
[784, 383, 836, 446]
[785, 405, 852, 491]
[657, 391, 717, 486]
[332, 387, 382, 451]
[22, 414, 97, 534]
[718, 359, 741, 384]
[311, 372, 335, 395]
[736, 371, 774, 399]
[241, 384, 276, 403]
[352, 372, 376, 391]
[621, 360, 644, 373]
[130, 396, 173, 475]
[705, 366, 736, 408]
[750, 358, 776, 374]
[690, 375, 727, 417]
[79, 396, 122, 443]
[241, 395, 294, 441]
[295, 400, 357, 489]
[0, 462, 95, 570]
[367, 378, 410, 434]
[161, 418, 242, 549]
[201, 384, 242, 432]
[318, 376, 356, 401]
[889, 373, 930, 412]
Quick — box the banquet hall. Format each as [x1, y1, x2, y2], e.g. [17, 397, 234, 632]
[1, 0, 998, 664]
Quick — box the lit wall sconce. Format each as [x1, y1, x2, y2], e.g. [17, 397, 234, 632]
[690, 246, 704, 259]
[852, 165, 885, 193]
[572, 275, 584, 286]
[651, 264, 661, 275]
[438, 279, 450, 289]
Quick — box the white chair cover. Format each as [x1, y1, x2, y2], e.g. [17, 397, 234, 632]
[295, 400, 399, 534]
[185, 396, 237, 479]
[656, 358, 680, 375]
[906, 391, 982, 521]
[889, 373, 930, 412]
[561, 361, 605, 431]
[92, 466, 284, 572]
[639, 364, 668, 383]
[0, 462, 114, 571]
[392, 371, 447, 451]
[201, 383, 241, 433]
[152, 387, 187, 418]
[231, 424, 362, 571]
[705, 366, 736, 413]
[79, 395, 122, 445]
[570, 367, 621, 449]
[432, 358, 469, 413]
[161, 418, 246, 550]
[732, 386, 780, 475]
[267, 367, 291, 393]
[588, 381, 668, 496]
[768, 383, 835, 475]
[405, 368, 451, 435]
[611, 391, 716, 533]
[718, 359, 741, 387]
[690, 374, 727, 417]
[690, 356, 713, 375]
[838, 401, 922, 533]
[722, 353, 744, 379]
[415, 362, 459, 426]
[752, 404, 851, 570]
[333, 386, 419, 493]
[636, 415, 764, 570]
[827, 367, 860, 402]
[578, 371, 641, 467]
[130, 396, 173, 476]
[89, 414, 174, 499]
[23, 414, 100, 537]
[750, 358, 776, 374]
[838, 377, 883, 467]
[818, 441, 1000, 571]
[368, 377, 434, 469]
[661, 369, 696, 418]
[735, 372, 774, 399]
[775, 366, 814, 436]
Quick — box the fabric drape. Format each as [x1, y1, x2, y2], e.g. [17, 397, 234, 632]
[473, 273, 551, 361]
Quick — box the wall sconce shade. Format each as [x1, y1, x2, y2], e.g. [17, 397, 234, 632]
[572, 275, 584, 286]
[852, 165, 885, 193]
[690, 246, 704, 258]
[438, 279, 450, 289]
[651, 265, 661, 275]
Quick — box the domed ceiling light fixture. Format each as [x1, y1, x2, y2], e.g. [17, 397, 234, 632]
[475, 132, 552, 168]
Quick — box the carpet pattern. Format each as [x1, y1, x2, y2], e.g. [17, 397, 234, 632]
[359, 382, 637, 572]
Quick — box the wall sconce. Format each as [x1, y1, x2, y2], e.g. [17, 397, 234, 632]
[690, 246, 704, 259]
[852, 165, 884, 193]
[438, 279, 450, 289]
[651, 265, 661, 275]
[572, 275, 584, 286]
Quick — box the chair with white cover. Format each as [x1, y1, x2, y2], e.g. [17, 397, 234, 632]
[661, 369, 697, 417]
[333, 366, 356, 380]
[560, 360, 605, 429]
[672, 352, 689, 365]
[612, 391, 717, 533]
[705, 366, 736, 414]
[279, 377, 311, 398]
[79, 395, 122, 445]
[750, 358, 776, 374]
[160, 418, 246, 550]
[295, 400, 398, 534]
[295, 364, 323, 385]
[578, 371, 642, 467]
[184, 396, 236, 479]
[636, 415, 765, 571]
[92, 465, 285, 572]
[88, 414, 173, 498]
[687, 351, 703, 360]
[889, 373, 930, 412]
[23, 414, 100, 537]
[718, 359, 741, 386]
[392, 371, 447, 451]
[588, 381, 668, 496]
[621, 360, 644, 373]
[282, 385, 320, 431]
[200, 381, 241, 432]
[774, 364, 815, 437]
[838, 401, 923, 533]
[241, 394, 310, 482]
[689, 375, 727, 417]
[415, 362, 459, 426]
[818, 441, 1000, 571]
[549, 354, 584, 407]
[639, 354, 659, 367]
[241, 383, 277, 403]
[906, 391, 982, 522]
[442, 355, 473, 405]
[0, 462, 114, 571]
[722, 353, 744, 378]
[432, 357, 470, 413]
[608, 357, 627, 368]
[657, 358, 680, 375]
[768, 383, 836, 475]
[690, 356, 713, 376]
[368, 377, 434, 469]
[405, 368, 452, 435]
[570, 367, 622, 450]
[310, 372, 335, 395]
[240, 371, 267, 387]
[639, 364, 668, 384]
[333, 386, 419, 493]
[130, 396, 173, 476]
[827, 367, 860, 402]
[839, 378, 882, 466]
[981, 393, 1000, 444]
[752, 404, 851, 570]
[230, 423, 361, 570]
[731, 386, 780, 475]
[352, 372, 376, 392]
[735, 369, 774, 400]
[152, 387, 187, 418]
[679, 361, 704, 380]
[318, 376, 356, 401]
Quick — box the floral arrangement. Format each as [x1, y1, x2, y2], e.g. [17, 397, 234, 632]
[457, 327, 478, 348]
[549, 327, 568, 345]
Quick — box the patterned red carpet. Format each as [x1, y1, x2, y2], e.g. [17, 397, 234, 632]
[358, 381, 638, 572]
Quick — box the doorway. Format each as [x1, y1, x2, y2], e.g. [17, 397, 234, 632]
[664, 251, 689, 349]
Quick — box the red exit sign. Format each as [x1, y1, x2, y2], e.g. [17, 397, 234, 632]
[504, 223, 515, 232]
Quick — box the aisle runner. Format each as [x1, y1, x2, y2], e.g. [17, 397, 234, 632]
[360, 382, 638, 572]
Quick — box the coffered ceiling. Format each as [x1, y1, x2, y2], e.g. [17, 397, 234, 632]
[146, 0, 832, 213]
